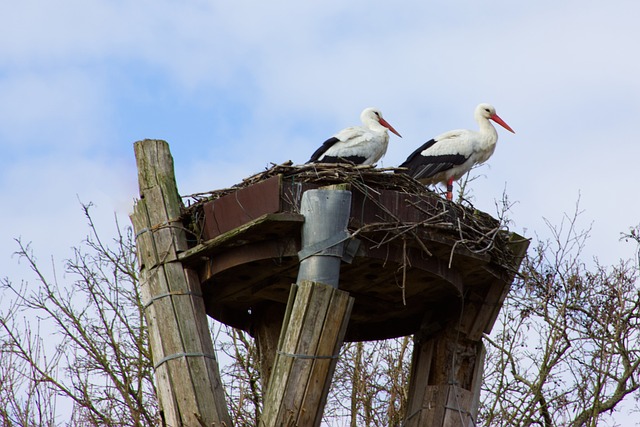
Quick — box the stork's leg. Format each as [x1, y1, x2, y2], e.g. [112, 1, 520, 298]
[446, 177, 454, 201]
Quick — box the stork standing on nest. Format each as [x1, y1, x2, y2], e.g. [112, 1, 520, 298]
[399, 103, 515, 201]
[307, 107, 402, 165]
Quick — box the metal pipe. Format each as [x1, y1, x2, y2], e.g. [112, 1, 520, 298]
[296, 188, 352, 288]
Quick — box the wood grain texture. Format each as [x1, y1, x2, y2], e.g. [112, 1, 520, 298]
[130, 139, 231, 427]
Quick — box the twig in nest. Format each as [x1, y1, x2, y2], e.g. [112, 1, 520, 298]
[180, 162, 514, 278]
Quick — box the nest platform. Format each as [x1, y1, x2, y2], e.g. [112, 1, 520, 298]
[178, 163, 528, 342]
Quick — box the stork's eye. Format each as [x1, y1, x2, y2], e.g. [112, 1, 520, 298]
[484, 108, 491, 113]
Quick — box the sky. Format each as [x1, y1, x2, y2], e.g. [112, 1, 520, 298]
[1, 0, 639, 423]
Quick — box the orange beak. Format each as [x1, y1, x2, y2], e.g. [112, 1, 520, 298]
[490, 114, 515, 134]
[379, 117, 402, 138]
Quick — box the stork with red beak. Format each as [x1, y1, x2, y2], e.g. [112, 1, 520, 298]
[399, 103, 515, 201]
[308, 107, 402, 165]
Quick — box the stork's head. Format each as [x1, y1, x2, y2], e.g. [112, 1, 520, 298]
[476, 103, 515, 134]
[361, 107, 402, 137]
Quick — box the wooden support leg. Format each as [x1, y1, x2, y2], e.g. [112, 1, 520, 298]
[260, 281, 354, 427]
[253, 302, 286, 394]
[404, 320, 485, 427]
[130, 139, 231, 427]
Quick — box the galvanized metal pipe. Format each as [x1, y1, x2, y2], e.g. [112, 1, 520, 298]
[296, 188, 352, 288]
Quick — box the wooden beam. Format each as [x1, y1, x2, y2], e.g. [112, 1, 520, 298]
[253, 302, 287, 394]
[260, 281, 354, 427]
[404, 311, 482, 427]
[469, 343, 486, 423]
[130, 139, 231, 427]
[261, 186, 355, 427]
[201, 175, 283, 240]
[405, 385, 475, 427]
[179, 212, 304, 265]
[405, 337, 435, 423]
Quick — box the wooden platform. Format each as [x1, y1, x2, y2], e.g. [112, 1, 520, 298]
[178, 164, 528, 342]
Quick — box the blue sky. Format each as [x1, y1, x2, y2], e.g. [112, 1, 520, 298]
[3, 0, 638, 266]
[1, 0, 640, 422]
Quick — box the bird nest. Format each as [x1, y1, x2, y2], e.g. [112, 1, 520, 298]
[180, 162, 519, 271]
[182, 161, 428, 204]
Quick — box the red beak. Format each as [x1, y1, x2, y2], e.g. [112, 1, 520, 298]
[490, 114, 515, 134]
[379, 117, 402, 138]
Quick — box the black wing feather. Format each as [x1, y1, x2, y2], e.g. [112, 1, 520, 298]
[307, 137, 339, 163]
[400, 138, 468, 180]
[399, 139, 439, 166]
[407, 154, 467, 180]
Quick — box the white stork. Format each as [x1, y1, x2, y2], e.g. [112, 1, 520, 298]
[399, 103, 515, 201]
[308, 107, 402, 165]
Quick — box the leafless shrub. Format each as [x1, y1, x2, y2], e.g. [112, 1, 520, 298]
[481, 205, 640, 426]
[0, 204, 160, 426]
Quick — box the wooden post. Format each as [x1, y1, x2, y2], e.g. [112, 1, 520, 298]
[260, 187, 355, 427]
[253, 302, 286, 394]
[260, 281, 353, 427]
[130, 139, 231, 427]
[404, 322, 482, 427]
[404, 234, 529, 427]
[403, 301, 496, 427]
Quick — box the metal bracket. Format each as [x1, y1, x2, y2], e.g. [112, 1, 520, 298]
[297, 229, 360, 263]
[298, 229, 348, 260]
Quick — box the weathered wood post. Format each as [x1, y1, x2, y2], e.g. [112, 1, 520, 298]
[404, 316, 485, 427]
[260, 186, 355, 427]
[130, 139, 231, 427]
[403, 235, 529, 427]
